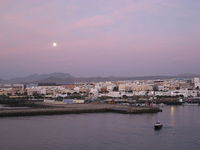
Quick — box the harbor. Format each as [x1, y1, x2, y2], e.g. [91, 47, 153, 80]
[0, 102, 162, 117]
[0, 105, 200, 150]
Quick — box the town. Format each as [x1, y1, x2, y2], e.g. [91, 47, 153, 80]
[1, 77, 200, 105]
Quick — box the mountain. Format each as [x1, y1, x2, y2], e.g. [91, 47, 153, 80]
[176, 73, 200, 78]
[4, 72, 74, 84]
[1, 73, 199, 84]
[0, 79, 4, 83]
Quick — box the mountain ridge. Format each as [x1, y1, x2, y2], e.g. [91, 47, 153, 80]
[0, 73, 199, 84]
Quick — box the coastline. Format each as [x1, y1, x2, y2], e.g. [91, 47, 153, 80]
[0, 104, 162, 117]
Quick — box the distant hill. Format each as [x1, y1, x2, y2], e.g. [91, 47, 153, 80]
[0, 73, 199, 84]
[176, 73, 200, 78]
[0, 79, 4, 83]
[3, 72, 74, 84]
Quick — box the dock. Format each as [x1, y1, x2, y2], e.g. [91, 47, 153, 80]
[0, 103, 162, 117]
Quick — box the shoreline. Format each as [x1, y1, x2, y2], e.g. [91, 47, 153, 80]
[0, 104, 162, 117]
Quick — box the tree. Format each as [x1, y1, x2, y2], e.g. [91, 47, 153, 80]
[113, 86, 119, 92]
[153, 85, 159, 91]
[122, 95, 128, 99]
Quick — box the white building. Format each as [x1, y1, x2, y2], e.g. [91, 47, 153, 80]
[194, 77, 200, 88]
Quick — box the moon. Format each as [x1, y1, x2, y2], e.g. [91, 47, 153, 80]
[53, 42, 57, 47]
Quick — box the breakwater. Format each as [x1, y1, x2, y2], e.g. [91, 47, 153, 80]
[0, 104, 161, 117]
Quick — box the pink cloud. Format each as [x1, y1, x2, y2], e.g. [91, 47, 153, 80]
[74, 15, 114, 28]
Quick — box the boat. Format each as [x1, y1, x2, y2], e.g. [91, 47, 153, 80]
[154, 121, 163, 130]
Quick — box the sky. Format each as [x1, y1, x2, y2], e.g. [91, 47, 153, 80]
[0, 0, 200, 79]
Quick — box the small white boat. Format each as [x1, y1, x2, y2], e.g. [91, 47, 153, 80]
[154, 121, 163, 130]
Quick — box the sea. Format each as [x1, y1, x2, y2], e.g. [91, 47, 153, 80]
[0, 105, 200, 150]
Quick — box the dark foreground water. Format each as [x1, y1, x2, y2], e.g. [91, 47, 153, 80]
[0, 105, 200, 150]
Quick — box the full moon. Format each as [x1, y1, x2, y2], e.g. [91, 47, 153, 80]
[53, 42, 57, 47]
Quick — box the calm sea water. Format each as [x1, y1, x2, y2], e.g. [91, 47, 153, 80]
[0, 105, 200, 150]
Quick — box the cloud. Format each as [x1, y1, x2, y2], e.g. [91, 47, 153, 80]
[0, 0, 200, 78]
[69, 0, 177, 30]
[74, 15, 114, 28]
[0, 0, 177, 35]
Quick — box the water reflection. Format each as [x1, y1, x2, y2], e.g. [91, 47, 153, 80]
[169, 106, 175, 126]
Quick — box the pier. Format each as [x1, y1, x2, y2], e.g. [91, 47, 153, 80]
[0, 103, 162, 117]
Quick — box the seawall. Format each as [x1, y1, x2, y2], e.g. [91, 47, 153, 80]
[0, 104, 162, 117]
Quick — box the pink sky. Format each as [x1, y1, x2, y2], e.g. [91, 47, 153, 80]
[0, 0, 200, 78]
